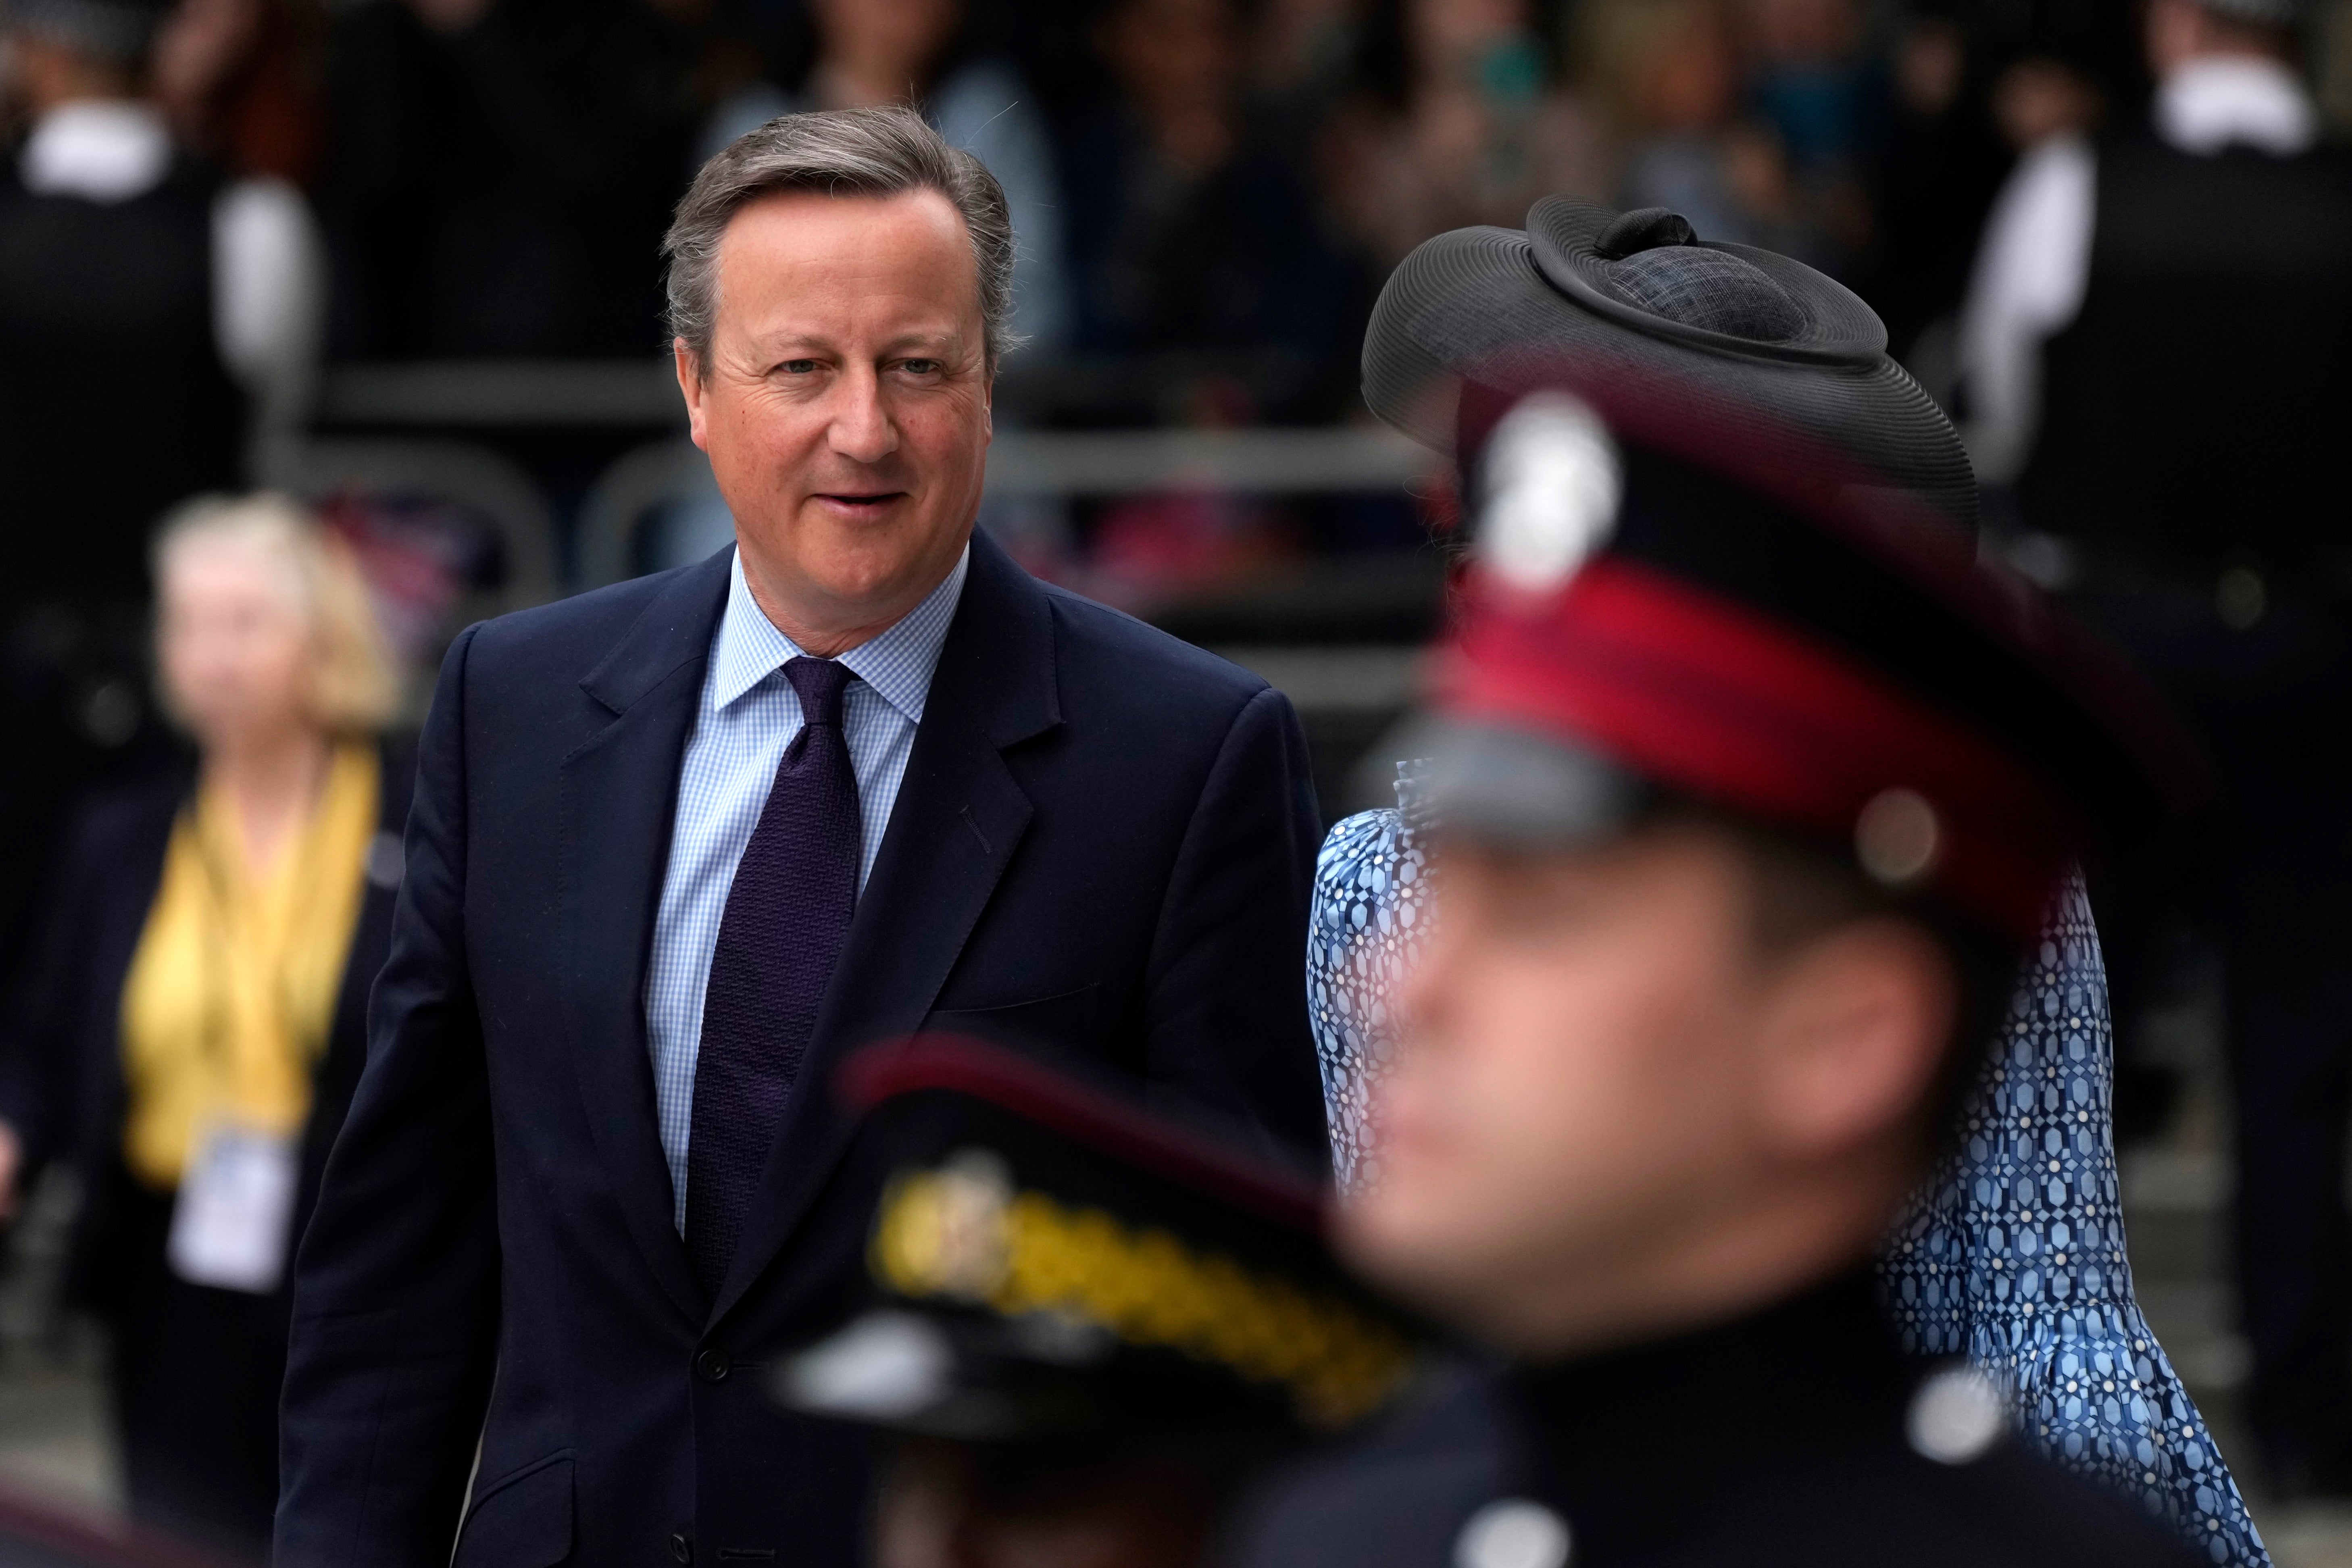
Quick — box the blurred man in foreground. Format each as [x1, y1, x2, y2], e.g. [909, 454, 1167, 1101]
[759, 1035, 1418, 1568]
[1229, 369, 2209, 1568]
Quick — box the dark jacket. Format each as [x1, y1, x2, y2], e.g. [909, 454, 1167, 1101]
[0, 739, 414, 1311]
[1224, 1272, 2206, 1568]
[2021, 129, 2352, 581]
[275, 533, 1328, 1568]
[0, 149, 245, 613]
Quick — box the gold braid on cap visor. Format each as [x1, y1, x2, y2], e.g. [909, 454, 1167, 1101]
[869, 1158, 1415, 1429]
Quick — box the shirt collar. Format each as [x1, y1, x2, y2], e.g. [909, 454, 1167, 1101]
[711, 543, 970, 724]
[21, 100, 172, 202]
[2157, 55, 2315, 156]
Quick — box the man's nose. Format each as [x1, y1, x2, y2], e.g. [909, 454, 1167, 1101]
[827, 369, 899, 466]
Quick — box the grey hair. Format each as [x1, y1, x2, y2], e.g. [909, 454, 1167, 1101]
[663, 105, 1019, 377]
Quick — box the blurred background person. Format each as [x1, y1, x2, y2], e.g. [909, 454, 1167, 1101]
[0, 494, 409, 1556]
[700, 0, 1071, 351]
[1062, 0, 1363, 412]
[1322, 0, 1608, 273]
[320, 0, 698, 356]
[1961, 0, 2352, 1498]
[150, 0, 324, 186]
[1865, 2, 2011, 370]
[0, 0, 324, 1095]
[1735, 0, 1879, 270]
[1956, 44, 2108, 489]
[1585, 0, 1806, 252]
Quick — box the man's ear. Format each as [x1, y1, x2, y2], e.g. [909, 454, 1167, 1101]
[674, 338, 711, 453]
[1748, 920, 1957, 1162]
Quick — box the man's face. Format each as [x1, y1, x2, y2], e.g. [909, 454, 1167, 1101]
[1341, 826, 1789, 1352]
[679, 187, 990, 652]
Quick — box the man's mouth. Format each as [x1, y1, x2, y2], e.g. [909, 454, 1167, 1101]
[815, 491, 906, 513]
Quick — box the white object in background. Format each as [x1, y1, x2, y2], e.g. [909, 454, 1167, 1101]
[167, 1122, 298, 1294]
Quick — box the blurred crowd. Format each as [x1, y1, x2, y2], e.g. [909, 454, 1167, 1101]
[9, 0, 2348, 615]
[10, 0, 2342, 407]
[8, 0, 2347, 603]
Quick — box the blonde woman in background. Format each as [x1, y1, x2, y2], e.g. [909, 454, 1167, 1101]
[0, 494, 410, 1556]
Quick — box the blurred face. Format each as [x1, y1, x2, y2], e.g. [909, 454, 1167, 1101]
[1410, 0, 1527, 71]
[1744, 0, 1859, 64]
[1990, 58, 2101, 151]
[1341, 824, 1950, 1357]
[877, 1438, 1227, 1568]
[1642, 10, 1738, 131]
[1894, 18, 1967, 118]
[2147, 0, 2284, 75]
[156, 538, 317, 751]
[814, 0, 961, 85]
[402, 0, 494, 34]
[678, 188, 990, 656]
[1104, 0, 1237, 115]
[152, 0, 264, 119]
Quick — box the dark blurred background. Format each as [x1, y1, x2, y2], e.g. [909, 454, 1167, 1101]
[14, 0, 2277, 705]
[10, 0, 2304, 825]
[8, 0, 2313, 787]
[4, 0, 2352, 1556]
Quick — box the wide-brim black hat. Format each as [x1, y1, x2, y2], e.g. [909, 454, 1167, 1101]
[1362, 200, 1978, 526]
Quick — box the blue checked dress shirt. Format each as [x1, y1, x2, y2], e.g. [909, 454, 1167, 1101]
[646, 545, 969, 1229]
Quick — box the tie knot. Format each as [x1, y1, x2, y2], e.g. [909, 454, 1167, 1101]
[783, 656, 853, 728]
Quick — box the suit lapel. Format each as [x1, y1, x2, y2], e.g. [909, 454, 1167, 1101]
[561, 551, 733, 1325]
[711, 532, 1061, 1324]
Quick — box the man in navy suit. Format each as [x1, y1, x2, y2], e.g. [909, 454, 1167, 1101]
[274, 106, 1327, 1568]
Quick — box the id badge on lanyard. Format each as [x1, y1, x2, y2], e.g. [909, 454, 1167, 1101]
[167, 1120, 298, 1294]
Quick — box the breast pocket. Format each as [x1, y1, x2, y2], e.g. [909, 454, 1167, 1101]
[922, 983, 1100, 1053]
[452, 1449, 574, 1568]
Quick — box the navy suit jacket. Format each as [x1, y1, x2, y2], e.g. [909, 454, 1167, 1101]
[275, 533, 1328, 1568]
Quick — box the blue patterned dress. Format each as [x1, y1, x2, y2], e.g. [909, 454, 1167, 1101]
[1308, 771, 2267, 1566]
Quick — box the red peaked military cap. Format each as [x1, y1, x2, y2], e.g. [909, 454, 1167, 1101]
[1405, 369, 2205, 943]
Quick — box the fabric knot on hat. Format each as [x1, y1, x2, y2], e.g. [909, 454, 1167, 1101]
[1595, 207, 1696, 258]
[1590, 207, 1809, 342]
[1521, 195, 1887, 367]
[1608, 247, 1808, 343]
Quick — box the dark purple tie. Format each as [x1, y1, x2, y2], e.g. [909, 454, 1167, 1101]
[684, 656, 860, 1298]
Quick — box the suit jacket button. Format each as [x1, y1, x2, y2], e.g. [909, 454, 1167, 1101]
[669, 1532, 693, 1563]
[696, 1350, 730, 1384]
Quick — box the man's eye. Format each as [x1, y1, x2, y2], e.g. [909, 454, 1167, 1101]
[900, 359, 941, 375]
[779, 359, 819, 375]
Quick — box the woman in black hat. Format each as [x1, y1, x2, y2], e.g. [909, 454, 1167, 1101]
[1305, 196, 2265, 1567]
